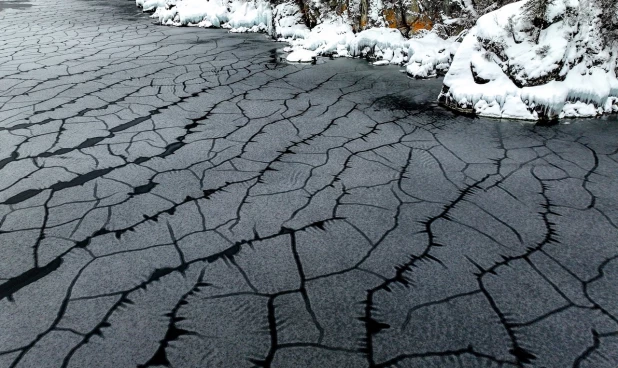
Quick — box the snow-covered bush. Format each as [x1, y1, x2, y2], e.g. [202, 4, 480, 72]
[439, 0, 618, 120]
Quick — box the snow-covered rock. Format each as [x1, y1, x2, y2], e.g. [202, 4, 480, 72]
[151, 0, 272, 30]
[406, 31, 460, 77]
[439, 0, 618, 120]
[280, 21, 460, 75]
[286, 49, 317, 62]
[271, 2, 310, 39]
[142, 0, 168, 12]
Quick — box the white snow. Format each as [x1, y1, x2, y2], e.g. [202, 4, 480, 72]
[406, 32, 459, 78]
[142, 0, 168, 12]
[289, 25, 460, 76]
[373, 60, 390, 66]
[286, 49, 317, 62]
[439, 0, 618, 120]
[272, 3, 310, 39]
[151, 0, 272, 31]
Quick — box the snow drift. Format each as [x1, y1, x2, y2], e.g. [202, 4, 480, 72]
[438, 0, 618, 120]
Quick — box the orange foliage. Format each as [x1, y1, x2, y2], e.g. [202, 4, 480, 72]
[410, 16, 432, 32]
[381, 9, 434, 33]
[383, 9, 398, 28]
[337, 3, 348, 15]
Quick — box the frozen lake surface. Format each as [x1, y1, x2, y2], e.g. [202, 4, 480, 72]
[1, 0, 618, 367]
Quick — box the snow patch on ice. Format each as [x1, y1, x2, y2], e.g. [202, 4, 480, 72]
[286, 49, 317, 62]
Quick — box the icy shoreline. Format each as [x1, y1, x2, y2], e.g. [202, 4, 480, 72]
[137, 0, 618, 122]
[136, 0, 460, 77]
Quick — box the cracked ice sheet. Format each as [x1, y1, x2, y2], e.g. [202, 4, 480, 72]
[1, 0, 618, 367]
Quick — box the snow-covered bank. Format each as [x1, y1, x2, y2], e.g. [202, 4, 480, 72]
[283, 25, 460, 76]
[438, 0, 618, 120]
[149, 0, 272, 30]
[136, 0, 460, 76]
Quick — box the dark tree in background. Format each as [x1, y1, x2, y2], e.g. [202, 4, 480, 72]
[521, 0, 554, 43]
[598, 0, 617, 42]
